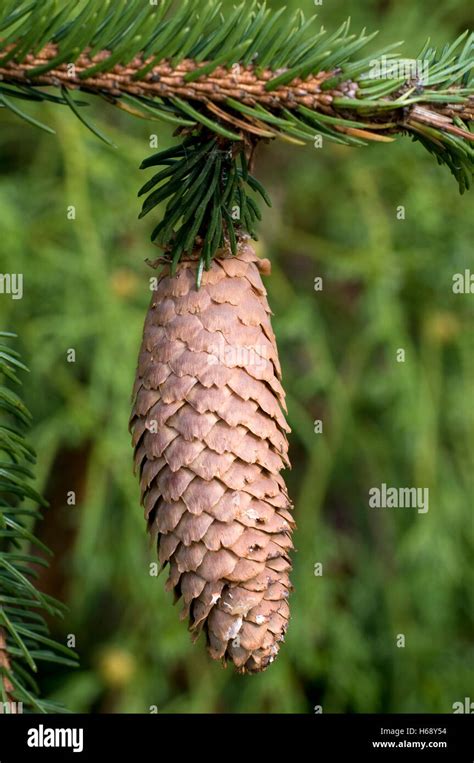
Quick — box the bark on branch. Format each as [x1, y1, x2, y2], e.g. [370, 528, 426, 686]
[1, 44, 472, 136]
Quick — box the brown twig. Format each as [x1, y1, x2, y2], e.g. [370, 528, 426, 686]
[0, 44, 472, 139]
[0, 44, 340, 108]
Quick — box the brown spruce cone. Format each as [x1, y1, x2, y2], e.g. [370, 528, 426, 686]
[130, 240, 294, 673]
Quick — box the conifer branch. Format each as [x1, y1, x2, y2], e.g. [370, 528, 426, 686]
[2, 43, 472, 143]
[0, 3, 471, 166]
[0, 0, 472, 272]
[0, 628, 15, 709]
[0, 333, 78, 714]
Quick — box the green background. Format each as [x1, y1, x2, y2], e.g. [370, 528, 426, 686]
[0, 0, 473, 713]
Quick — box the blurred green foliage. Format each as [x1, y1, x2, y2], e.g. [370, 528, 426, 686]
[0, 0, 472, 713]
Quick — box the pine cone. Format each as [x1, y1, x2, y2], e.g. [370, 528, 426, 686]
[130, 241, 294, 673]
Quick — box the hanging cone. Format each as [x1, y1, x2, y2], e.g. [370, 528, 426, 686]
[130, 240, 294, 673]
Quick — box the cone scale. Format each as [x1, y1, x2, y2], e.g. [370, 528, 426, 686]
[130, 241, 293, 673]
